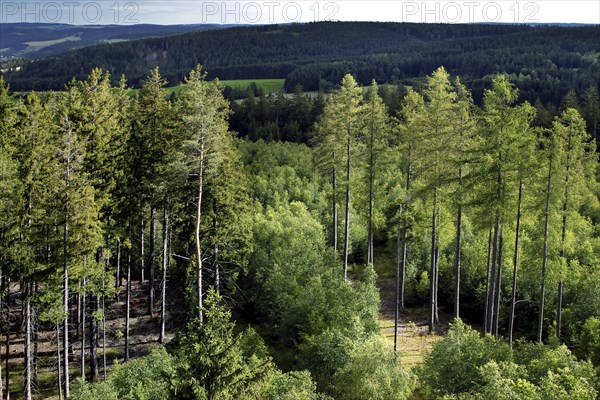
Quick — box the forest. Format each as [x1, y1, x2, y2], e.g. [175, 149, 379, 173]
[0, 63, 599, 400]
[3, 21, 600, 107]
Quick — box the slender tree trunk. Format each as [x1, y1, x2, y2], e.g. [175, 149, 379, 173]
[429, 187, 437, 333]
[196, 134, 205, 322]
[343, 132, 351, 280]
[398, 159, 411, 322]
[63, 206, 70, 398]
[213, 200, 220, 296]
[332, 152, 338, 252]
[140, 216, 145, 284]
[148, 206, 156, 316]
[367, 130, 374, 265]
[557, 150, 571, 339]
[4, 276, 9, 400]
[538, 151, 554, 343]
[509, 179, 523, 348]
[484, 227, 492, 334]
[493, 230, 504, 337]
[57, 324, 63, 400]
[90, 293, 98, 381]
[80, 279, 85, 379]
[454, 166, 463, 319]
[116, 239, 122, 289]
[102, 261, 107, 381]
[486, 214, 500, 334]
[125, 246, 131, 361]
[24, 283, 32, 400]
[394, 204, 403, 352]
[160, 208, 169, 344]
[434, 211, 440, 325]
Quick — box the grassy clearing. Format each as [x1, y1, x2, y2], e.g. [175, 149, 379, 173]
[23, 35, 81, 53]
[129, 79, 285, 97]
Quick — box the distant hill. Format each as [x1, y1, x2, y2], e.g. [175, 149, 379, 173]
[0, 23, 231, 59]
[3, 22, 599, 105]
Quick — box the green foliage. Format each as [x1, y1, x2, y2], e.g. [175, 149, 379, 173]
[578, 317, 600, 366]
[420, 320, 598, 399]
[71, 347, 176, 400]
[173, 290, 272, 400]
[263, 370, 322, 400]
[329, 336, 415, 400]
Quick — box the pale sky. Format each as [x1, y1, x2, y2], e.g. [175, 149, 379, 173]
[1, 0, 599, 25]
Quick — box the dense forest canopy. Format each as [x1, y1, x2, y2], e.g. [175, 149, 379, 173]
[3, 21, 600, 106]
[1, 60, 599, 399]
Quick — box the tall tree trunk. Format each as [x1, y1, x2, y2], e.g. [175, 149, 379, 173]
[367, 129, 374, 265]
[509, 179, 523, 348]
[429, 187, 437, 333]
[493, 230, 504, 337]
[57, 324, 63, 400]
[116, 239, 121, 290]
[343, 132, 351, 280]
[213, 200, 220, 296]
[434, 210, 440, 325]
[80, 279, 86, 379]
[332, 152, 338, 252]
[140, 216, 145, 284]
[33, 297, 38, 388]
[454, 166, 463, 319]
[101, 255, 108, 381]
[4, 276, 9, 400]
[537, 151, 554, 343]
[160, 208, 169, 344]
[484, 227, 492, 334]
[557, 147, 571, 339]
[148, 206, 156, 316]
[63, 206, 70, 398]
[486, 213, 500, 334]
[125, 246, 131, 361]
[90, 293, 98, 381]
[394, 204, 403, 353]
[397, 159, 411, 339]
[125, 247, 131, 361]
[24, 283, 32, 400]
[196, 134, 205, 322]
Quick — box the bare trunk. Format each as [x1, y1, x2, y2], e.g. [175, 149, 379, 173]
[557, 147, 571, 339]
[429, 187, 437, 333]
[213, 199, 220, 296]
[140, 216, 145, 284]
[33, 284, 38, 388]
[125, 246, 131, 361]
[332, 152, 338, 252]
[4, 276, 9, 400]
[454, 166, 463, 319]
[148, 206, 156, 316]
[343, 132, 351, 280]
[196, 134, 205, 322]
[367, 129, 374, 265]
[90, 293, 98, 381]
[24, 284, 32, 400]
[57, 324, 63, 400]
[394, 204, 403, 352]
[484, 227, 492, 334]
[116, 240, 122, 289]
[434, 213, 440, 325]
[63, 207, 70, 398]
[486, 213, 500, 334]
[102, 263, 107, 381]
[537, 151, 553, 343]
[160, 208, 169, 344]
[493, 230, 504, 337]
[80, 279, 86, 379]
[509, 179, 523, 348]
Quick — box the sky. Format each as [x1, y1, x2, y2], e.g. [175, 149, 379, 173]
[1, 0, 599, 25]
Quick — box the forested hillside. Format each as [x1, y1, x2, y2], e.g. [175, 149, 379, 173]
[1, 63, 599, 400]
[3, 22, 599, 107]
[0, 23, 228, 60]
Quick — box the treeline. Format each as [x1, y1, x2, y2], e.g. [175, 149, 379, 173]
[3, 22, 600, 107]
[1, 64, 600, 399]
